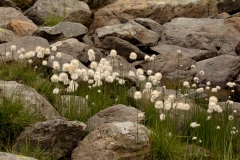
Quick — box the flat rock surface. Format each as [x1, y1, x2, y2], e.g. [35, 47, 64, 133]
[87, 104, 145, 132]
[0, 81, 59, 119]
[72, 122, 151, 160]
[161, 18, 240, 55]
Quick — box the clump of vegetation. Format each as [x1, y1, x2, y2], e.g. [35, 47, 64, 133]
[0, 45, 239, 159]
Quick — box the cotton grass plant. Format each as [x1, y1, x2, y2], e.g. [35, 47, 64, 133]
[0, 45, 240, 160]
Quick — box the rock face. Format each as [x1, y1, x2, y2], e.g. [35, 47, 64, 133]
[7, 20, 38, 37]
[15, 119, 86, 159]
[96, 20, 160, 47]
[191, 55, 240, 87]
[136, 52, 196, 79]
[225, 17, 240, 32]
[72, 122, 151, 160]
[0, 81, 59, 119]
[50, 38, 104, 65]
[0, 28, 18, 43]
[0, 36, 49, 59]
[87, 104, 145, 132]
[91, 0, 218, 30]
[150, 43, 216, 61]
[0, 152, 37, 160]
[25, 0, 92, 26]
[161, 18, 240, 55]
[101, 36, 145, 61]
[217, 0, 240, 14]
[34, 22, 88, 42]
[0, 7, 33, 28]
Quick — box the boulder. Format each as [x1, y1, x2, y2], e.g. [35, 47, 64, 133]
[96, 20, 160, 47]
[101, 36, 145, 61]
[34, 22, 88, 42]
[50, 38, 104, 66]
[0, 81, 59, 119]
[7, 20, 38, 37]
[0, 36, 49, 60]
[161, 18, 240, 55]
[0, 28, 18, 43]
[236, 77, 240, 98]
[225, 17, 240, 32]
[25, 0, 92, 26]
[191, 55, 240, 87]
[217, 0, 240, 14]
[0, 7, 33, 28]
[150, 43, 216, 61]
[90, 0, 218, 30]
[14, 119, 86, 159]
[72, 122, 151, 160]
[134, 18, 164, 36]
[0, 152, 37, 160]
[87, 104, 145, 132]
[0, 0, 18, 8]
[232, 12, 240, 17]
[136, 52, 196, 80]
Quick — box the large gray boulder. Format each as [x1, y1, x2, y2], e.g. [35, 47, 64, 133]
[90, 0, 218, 30]
[14, 119, 86, 159]
[72, 122, 151, 160]
[150, 43, 216, 61]
[87, 104, 145, 132]
[34, 22, 88, 42]
[191, 55, 240, 87]
[161, 18, 240, 55]
[0, 152, 37, 160]
[101, 36, 145, 61]
[0, 81, 59, 119]
[25, 0, 92, 26]
[96, 20, 160, 47]
[0, 36, 49, 60]
[0, 7, 33, 28]
[136, 52, 196, 80]
[50, 38, 104, 65]
[0, 28, 18, 43]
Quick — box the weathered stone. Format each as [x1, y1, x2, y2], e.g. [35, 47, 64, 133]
[87, 104, 145, 132]
[96, 20, 160, 47]
[191, 55, 240, 87]
[25, 0, 91, 26]
[150, 43, 216, 61]
[0, 28, 18, 43]
[236, 77, 240, 98]
[232, 12, 240, 17]
[225, 17, 240, 32]
[72, 122, 151, 160]
[161, 18, 240, 55]
[134, 18, 164, 36]
[15, 119, 86, 159]
[217, 0, 240, 14]
[50, 38, 104, 66]
[0, 7, 33, 28]
[136, 52, 196, 80]
[0, 152, 37, 160]
[82, 34, 94, 46]
[0, 36, 49, 60]
[91, 0, 218, 30]
[7, 20, 38, 37]
[34, 22, 88, 42]
[217, 12, 230, 19]
[0, 81, 59, 119]
[101, 36, 145, 61]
